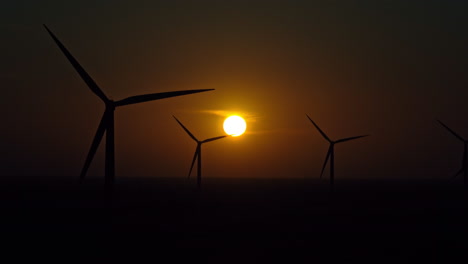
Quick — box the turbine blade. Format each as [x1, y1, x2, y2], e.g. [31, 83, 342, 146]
[188, 147, 199, 179]
[202, 135, 227, 143]
[115, 89, 214, 107]
[448, 168, 463, 182]
[437, 120, 465, 142]
[335, 135, 369, 144]
[173, 116, 198, 142]
[306, 115, 331, 142]
[80, 112, 107, 179]
[43, 25, 108, 103]
[320, 146, 332, 179]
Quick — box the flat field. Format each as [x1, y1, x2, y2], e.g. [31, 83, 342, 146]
[0, 176, 466, 262]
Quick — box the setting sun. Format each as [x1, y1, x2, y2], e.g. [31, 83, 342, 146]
[223, 115, 247, 137]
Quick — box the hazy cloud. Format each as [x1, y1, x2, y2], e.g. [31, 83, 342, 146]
[245, 128, 308, 136]
[197, 109, 259, 123]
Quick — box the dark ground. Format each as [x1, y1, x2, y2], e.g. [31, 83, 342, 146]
[0, 176, 466, 263]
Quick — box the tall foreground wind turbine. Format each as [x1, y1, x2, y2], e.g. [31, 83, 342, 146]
[173, 116, 226, 189]
[306, 115, 369, 190]
[44, 25, 214, 186]
[437, 120, 467, 187]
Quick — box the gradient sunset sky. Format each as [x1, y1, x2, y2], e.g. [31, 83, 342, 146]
[2, 0, 468, 181]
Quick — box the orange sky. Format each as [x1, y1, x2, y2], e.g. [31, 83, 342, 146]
[2, 0, 468, 181]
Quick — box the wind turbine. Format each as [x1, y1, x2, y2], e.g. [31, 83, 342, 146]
[173, 116, 226, 189]
[306, 115, 369, 190]
[44, 25, 214, 187]
[437, 120, 467, 187]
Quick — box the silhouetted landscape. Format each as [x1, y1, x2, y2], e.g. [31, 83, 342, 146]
[1, 176, 466, 262]
[3, 1, 468, 262]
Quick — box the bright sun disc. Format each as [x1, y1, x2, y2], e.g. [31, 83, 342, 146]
[223, 115, 246, 137]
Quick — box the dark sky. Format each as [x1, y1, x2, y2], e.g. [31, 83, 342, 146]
[2, 0, 468, 181]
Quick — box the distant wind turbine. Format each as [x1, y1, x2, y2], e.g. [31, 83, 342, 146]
[44, 25, 214, 187]
[306, 115, 369, 190]
[437, 120, 467, 187]
[173, 116, 226, 189]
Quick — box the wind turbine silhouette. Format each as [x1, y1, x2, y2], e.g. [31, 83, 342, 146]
[44, 25, 214, 187]
[306, 115, 369, 190]
[437, 120, 467, 187]
[173, 116, 226, 189]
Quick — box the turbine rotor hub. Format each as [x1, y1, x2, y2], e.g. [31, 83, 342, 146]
[105, 100, 116, 110]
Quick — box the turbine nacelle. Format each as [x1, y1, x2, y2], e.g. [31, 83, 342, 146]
[106, 100, 115, 109]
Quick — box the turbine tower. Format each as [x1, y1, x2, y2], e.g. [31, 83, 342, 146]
[173, 116, 226, 189]
[44, 25, 214, 187]
[306, 115, 369, 191]
[437, 120, 467, 187]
